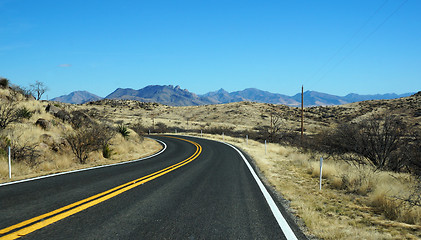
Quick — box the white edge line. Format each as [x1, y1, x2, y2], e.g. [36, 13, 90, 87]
[176, 135, 298, 240]
[0, 138, 167, 187]
[222, 142, 298, 240]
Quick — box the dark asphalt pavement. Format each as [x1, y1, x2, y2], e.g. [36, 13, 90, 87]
[0, 135, 306, 239]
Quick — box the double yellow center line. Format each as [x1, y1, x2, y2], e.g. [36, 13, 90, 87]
[0, 136, 201, 240]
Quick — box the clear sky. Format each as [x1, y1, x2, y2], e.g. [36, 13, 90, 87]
[1, 0, 420, 99]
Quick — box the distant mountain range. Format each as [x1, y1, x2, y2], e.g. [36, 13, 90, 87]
[51, 85, 414, 107]
[51, 91, 102, 104]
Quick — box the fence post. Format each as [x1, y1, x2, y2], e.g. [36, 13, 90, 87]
[8, 146, 12, 179]
[319, 157, 323, 190]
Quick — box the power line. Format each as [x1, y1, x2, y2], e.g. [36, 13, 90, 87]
[305, 0, 409, 90]
[307, 0, 389, 85]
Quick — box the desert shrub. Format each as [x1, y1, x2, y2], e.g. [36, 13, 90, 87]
[0, 78, 9, 89]
[117, 124, 130, 139]
[102, 144, 113, 158]
[11, 142, 39, 166]
[340, 169, 376, 195]
[131, 121, 147, 141]
[205, 126, 235, 135]
[369, 176, 421, 224]
[131, 122, 147, 134]
[403, 130, 421, 176]
[6, 135, 40, 166]
[15, 107, 34, 120]
[403, 177, 421, 209]
[0, 101, 32, 129]
[66, 124, 115, 164]
[371, 192, 402, 221]
[10, 85, 33, 99]
[316, 114, 409, 172]
[154, 122, 168, 133]
[70, 110, 94, 129]
[55, 110, 72, 123]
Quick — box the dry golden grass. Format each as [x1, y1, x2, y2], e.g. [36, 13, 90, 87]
[183, 133, 421, 240]
[0, 93, 163, 183]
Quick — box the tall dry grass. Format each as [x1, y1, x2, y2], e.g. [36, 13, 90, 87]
[0, 98, 163, 183]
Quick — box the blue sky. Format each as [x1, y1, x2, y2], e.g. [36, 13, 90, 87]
[1, 0, 420, 99]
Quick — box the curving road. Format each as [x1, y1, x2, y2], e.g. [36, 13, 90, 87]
[0, 135, 306, 239]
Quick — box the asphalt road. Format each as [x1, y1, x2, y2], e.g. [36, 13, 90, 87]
[0, 135, 306, 239]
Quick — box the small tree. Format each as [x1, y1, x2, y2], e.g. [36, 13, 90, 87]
[322, 114, 408, 171]
[30, 81, 48, 100]
[268, 112, 283, 142]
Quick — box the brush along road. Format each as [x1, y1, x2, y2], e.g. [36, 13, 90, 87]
[0, 135, 306, 239]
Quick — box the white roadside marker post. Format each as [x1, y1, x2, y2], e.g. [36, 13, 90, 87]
[222, 132, 224, 142]
[201, 130, 202, 137]
[319, 157, 323, 190]
[265, 140, 267, 155]
[8, 146, 11, 179]
[246, 135, 248, 145]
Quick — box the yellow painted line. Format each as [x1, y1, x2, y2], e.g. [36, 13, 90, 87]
[0, 138, 198, 235]
[0, 136, 201, 240]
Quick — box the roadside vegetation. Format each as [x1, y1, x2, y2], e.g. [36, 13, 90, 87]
[0, 79, 162, 182]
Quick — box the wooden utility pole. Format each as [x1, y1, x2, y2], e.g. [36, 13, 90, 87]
[151, 114, 156, 129]
[301, 85, 304, 141]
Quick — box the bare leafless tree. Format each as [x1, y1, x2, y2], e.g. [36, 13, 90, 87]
[0, 101, 21, 129]
[322, 114, 408, 171]
[30, 81, 48, 100]
[266, 111, 285, 142]
[65, 124, 115, 164]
